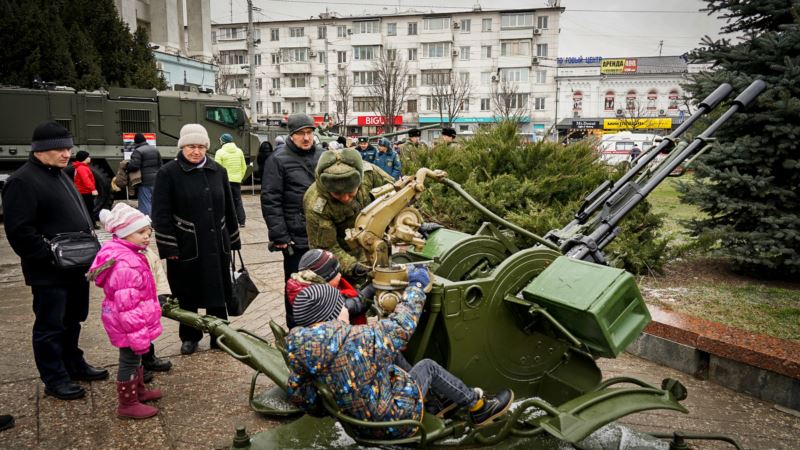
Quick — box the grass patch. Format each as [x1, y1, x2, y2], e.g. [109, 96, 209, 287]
[647, 175, 705, 238]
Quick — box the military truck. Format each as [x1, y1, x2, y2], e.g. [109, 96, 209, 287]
[0, 85, 284, 215]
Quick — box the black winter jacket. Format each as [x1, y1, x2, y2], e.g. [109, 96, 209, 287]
[152, 153, 241, 309]
[260, 139, 321, 249]
[127, 142, 162, 186]
[3, 154, 94, 286]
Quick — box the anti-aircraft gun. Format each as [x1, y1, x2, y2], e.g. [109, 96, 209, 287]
[163, 80, 765, 449]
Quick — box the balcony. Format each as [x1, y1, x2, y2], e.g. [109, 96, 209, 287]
[278, 35, 311, 49]
[350, 32, 384, 47]
[348, 59, 376, 72]
[214, 39, 246, 52]
[280, 86, 312, 98]
[499, 27, 534, 40]
[498, 55, 532, 68]
[418, 57, 452, 71]
[279, 62, 312, 74]
[419, 30, 453, 43]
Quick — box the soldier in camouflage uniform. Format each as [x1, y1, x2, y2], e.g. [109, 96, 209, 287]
[401, 128, 429, 153]
[304, 148, 394, 281]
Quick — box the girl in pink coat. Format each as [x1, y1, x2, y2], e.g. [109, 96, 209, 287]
[88, 203, 163, 419]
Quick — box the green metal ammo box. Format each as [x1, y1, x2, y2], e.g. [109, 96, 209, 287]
[521, 256, 651, 358]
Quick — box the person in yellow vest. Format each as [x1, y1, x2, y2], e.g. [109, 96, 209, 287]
[215, 133, 248, 227]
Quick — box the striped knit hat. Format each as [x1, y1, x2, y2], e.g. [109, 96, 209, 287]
[293, 284, 345, 327]
[298, 249, 341, 282]
[99, 203, 151, 238]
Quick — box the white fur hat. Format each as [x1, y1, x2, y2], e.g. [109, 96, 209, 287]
[177, 123, 210, 148]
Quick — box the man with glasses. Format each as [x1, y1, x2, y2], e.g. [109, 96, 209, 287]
[261, 114, 323, 328]
[3, 121, 109, 400]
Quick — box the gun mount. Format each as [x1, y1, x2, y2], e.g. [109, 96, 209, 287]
[164, 81, 765, 449]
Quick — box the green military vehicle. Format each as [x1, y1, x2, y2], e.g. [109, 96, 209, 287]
[0, 85, 284, 215]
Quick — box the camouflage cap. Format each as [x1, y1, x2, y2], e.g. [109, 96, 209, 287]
[316, 148, 363, 193]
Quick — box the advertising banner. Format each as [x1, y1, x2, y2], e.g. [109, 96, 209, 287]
[603, 118, 672, 130]
[357, 115, 403, 126]
[600, 59, 625, 74]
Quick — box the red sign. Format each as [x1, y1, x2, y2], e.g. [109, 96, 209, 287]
[357, 115, 403, 126]
[623, 58, 638, 73]
[122, 132, 156, 145]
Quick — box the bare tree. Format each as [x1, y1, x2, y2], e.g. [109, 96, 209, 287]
[616, 99, 659, 132]
[365, 49, 409, 134]
[333, 64, 352, 136]
[429, 71, 472, 126]
[490, 80, 529, 123]
[212, 54, 248, 97]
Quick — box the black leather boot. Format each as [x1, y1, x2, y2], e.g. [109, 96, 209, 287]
[142, 343, 172, 372]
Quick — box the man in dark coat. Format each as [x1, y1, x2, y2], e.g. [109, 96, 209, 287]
[261, 114, 322, 328]
[3, 121, 109, 400]
[127, 132, 162, 216]
[152, 124, 241, 355]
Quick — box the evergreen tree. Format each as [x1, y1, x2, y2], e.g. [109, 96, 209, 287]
[68, 23, 105, 90]
[682, 0, 800, 276]
[130, 27, 168, 90]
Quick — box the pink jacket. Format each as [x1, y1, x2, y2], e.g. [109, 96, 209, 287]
[88, 237, 162, 354]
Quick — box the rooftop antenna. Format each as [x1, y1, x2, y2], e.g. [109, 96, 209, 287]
[658, 40, 664, 57]
[473, 2, 482, 11]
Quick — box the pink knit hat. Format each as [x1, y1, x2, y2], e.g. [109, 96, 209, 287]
[98, 203, 151, 238]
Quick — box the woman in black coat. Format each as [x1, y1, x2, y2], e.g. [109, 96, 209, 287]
[152, 124, 241, 355]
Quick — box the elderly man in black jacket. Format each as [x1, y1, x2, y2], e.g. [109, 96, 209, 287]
[260, 114, 322, 327]
[3, 121, 109, 400]
[127, 132, 162, 216]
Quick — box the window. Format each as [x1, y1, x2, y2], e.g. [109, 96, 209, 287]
[205, 106, 244, 127]
[256, 78, 263, 90]
[336, 101, 344, 113]
[536, 43, 548, 57]
[353, 97, 379, 112]
[460, 46, 470, 60]
[253, 29, 261, 41]
[407, 74, 417, 87]
[481, 45, 492, 58]
[480, 98, 491, 111]
[501, 40, 531, 56]
[272, 78, 281, 89]
[537, 15, 549, 29]
[423, 18, 450, 31]
[626, 90, 637, 110]
[459, 19, 471, 32]
[219, 27, 243, 40]
[288, 74, 308, 88]
[318, 76, 325, 88]
[317, 26, 327, 39]
[505, 94, 528, 109]
[421, 70, 450, 86]
[219, 50, 247, 65]
[482, 18, 492, 31]
[406, 99, 417, 113]
[501, 13, 533, 28]
[534, 97, 545, 110]
[668, 90, 680, 110]
[232, 77, 245, 89]
[291, 101, 307, 113]
[256, 101, 263, 114]
[253, 54, 262, 66]
[604, 91, 615, 110]
[387, 23, 397, 36]
[499, 67, 529, 82]
[424, 96, 442, 111]
[461, 98, 469, 112]
[337, 25, 347, 37]
[281, 48, 308, 62]
[408, 22, 418, 35]
[480, 72, 491, 84]
[387, 49, 397, 61]
[337, 51, 347, 63]
[407, 48, 418, 61]
[647, 90, 658, 110]
[272, 102, 282, 114]
[459, 72, 470, 83]
[270, 28, 279, 41]
[422, 42, 450, 58]
[353, 20, 379, 34]
[353, 46, 379, 60]
[290, 27, 304, 37]
[572, 91, 583, 111]
[318, 52, 327, 63]
[353, 71, 377, 86]
[535, 70, 546, 84]
[271, 53, 280, 64]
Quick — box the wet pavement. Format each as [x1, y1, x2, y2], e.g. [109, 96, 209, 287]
[1, 194, 799, 449]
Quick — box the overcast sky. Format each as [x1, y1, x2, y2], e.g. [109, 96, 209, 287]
[210, 0, 731, 57]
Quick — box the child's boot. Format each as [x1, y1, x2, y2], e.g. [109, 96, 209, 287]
[116, 378, 158, 419]
[469, 389, 514, 428]
[136, 367, 162, 402]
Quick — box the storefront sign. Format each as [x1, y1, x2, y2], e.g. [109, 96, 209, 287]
[556, 56, 603, 65]
[357, 115, 403, 126]
[600, 58, 638, 74]
[623, 58, 638, 73]
[603, 118, 672, 130]
[573, 120, 600, 129]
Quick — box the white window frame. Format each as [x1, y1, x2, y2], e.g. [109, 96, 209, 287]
[459, 46, 470, 60]
[353, 20, 379, 34]
[407, 48, 418, 61]
[482, 18, 492, 31]
[537, 15, 549, 29]
[501, 13, 533, 28]
[501, 40, 531, 57]
[499, 67, 529, 83]
[289, 27, 304, 37]
[480, 98, 491, 111]
[459, 19, 471, 32]
[387, 23, 397, 36]
[423, 17, 451, 31]
[422, 42, 450, 58]
[353, 46, 379, 61]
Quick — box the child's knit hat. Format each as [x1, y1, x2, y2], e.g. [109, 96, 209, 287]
[298, 249, 341, 282]
[99, 203, 151, 238]
[293, 284, 346, 327]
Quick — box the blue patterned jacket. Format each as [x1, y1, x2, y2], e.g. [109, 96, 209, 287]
[285, 286, 426, 439]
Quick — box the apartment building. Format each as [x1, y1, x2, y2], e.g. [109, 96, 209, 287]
[212, 7, 563, 142]
[555, 55, 710, 138]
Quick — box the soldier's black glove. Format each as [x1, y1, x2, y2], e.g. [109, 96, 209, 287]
[344, 296, 368, 316]
[352, 263, 371, 278]
[418, 222, 444, 238]
[157, 294, 171, 307]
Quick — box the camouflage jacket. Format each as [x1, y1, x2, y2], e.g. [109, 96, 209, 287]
[303, 163, 394, 275]
[285, 286, 426, 439]
[401, 141, 429, 154]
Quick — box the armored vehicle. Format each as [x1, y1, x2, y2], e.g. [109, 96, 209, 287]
[0, 85, 284, 215]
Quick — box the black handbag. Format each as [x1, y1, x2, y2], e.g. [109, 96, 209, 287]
[228, 250, 260, 316]
[47, 231, 101, 269]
